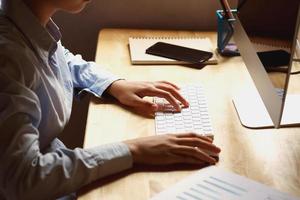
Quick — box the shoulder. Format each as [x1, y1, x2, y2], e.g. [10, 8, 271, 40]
[0, 16, 40, 88]
[0, 14, 29, 51]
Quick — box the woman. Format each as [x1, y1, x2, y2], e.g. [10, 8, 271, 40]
[0, 0, 221, 199]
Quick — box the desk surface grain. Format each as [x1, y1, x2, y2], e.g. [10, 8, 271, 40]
[79, 29, 300, 200]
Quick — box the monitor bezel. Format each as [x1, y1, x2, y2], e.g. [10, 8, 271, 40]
[279, 4, 300, 125]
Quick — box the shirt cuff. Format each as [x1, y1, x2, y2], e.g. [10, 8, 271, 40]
[76, 75, 121, 98]
[86, 142, 133, 178]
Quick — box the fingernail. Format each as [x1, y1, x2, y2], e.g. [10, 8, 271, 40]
[210, 158, 217, 164]
[152, 104, 158, 111]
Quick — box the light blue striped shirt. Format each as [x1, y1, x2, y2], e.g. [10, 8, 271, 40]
[0, 0, 132, 199]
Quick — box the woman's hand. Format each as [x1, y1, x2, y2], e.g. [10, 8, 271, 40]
[107, 80, 189, 112]
[124, 133, 221, 165]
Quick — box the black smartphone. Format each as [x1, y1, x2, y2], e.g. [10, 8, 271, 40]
[146, 42, 213, 64]
[257, 50, 291, 70]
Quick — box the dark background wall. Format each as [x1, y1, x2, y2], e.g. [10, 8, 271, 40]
[54, 0, 237, 61]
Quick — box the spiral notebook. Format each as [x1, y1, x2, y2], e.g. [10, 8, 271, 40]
[128, 37, 218, 65]
[252, 42, 291, 53]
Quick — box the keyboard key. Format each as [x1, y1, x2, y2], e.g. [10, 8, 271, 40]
[154, 84, 213, 138]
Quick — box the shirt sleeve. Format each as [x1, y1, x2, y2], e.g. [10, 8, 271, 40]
[0, 54, 133, 200]
[62, 44, 121, 97]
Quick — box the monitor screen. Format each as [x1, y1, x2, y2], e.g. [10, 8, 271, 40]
[238, 0, 299, 44]
[238, 0, 299, 91]
[233, 0, 300, 127]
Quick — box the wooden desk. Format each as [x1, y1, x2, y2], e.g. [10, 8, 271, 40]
[79, 29, 300, 199]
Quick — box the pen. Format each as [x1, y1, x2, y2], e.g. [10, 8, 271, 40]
[220, 0, 234, 20]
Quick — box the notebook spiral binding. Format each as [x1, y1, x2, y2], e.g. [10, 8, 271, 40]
[251, 38, 292, 51]
[130, 36, 206, 40]
[128, 36, 218, 65]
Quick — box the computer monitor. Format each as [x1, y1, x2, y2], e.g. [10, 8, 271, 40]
[232, 0, 300, 128]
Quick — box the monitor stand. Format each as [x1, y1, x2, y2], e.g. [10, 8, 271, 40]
[233, 89, 300, 128]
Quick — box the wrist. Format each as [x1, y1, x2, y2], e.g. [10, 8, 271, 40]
[124, 140, 140, 163]
[106, 79, 126, 99]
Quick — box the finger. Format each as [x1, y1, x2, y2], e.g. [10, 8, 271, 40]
[155, 84, 189, 107]
[157, 81, 180, 90]
[172, 154, 207, 165]
[172, 146, 217, 164]
[144, 88, 182, 111]
[129, 95, 158, 111]
[176, 138, 221, 153]
[202, 148, 220, 158]
[175, 132, 213, 143]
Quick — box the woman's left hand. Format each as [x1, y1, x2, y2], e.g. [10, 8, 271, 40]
[107, 80, 189, 113]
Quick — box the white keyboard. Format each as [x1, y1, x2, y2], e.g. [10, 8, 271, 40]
[154, 84, 213, 138]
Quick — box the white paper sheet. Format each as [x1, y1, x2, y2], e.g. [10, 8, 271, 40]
[151, 166, 299, 200]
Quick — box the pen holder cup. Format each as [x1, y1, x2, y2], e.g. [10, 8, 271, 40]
[216, 9, 240, 56]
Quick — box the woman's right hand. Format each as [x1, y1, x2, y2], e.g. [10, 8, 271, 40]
[124, 133, 221, 165]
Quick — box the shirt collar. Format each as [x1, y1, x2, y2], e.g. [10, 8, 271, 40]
[2, 0, 61, 58]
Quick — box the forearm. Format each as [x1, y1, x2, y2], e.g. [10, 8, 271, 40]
[63, 44, 121, 98]
[0, 115, 133, 200]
